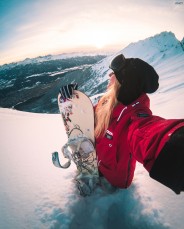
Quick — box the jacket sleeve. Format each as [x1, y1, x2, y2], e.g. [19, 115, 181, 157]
[127, 107, 154, 170]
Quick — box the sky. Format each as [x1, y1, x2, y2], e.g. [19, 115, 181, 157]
[0, 0, 184, 65]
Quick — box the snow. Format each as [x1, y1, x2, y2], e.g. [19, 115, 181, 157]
[49, 65, 91, 77]
[1, 90, 184, 229]
[0, 110, 71, 229]
[1, 32, 184, 229]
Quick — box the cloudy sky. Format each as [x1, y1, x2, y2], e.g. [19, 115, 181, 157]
[0, 0, 183, 65]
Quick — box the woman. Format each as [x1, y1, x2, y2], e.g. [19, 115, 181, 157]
[95, 54, 184, 194]
[60, 54, 184, 194]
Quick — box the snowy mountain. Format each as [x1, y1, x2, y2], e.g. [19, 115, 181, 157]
[0, 31, 183, 114]
[0, 55, 106, 112]
[0, 52, 110, 70]
[82, 31, 184, 97]
[123, 31, 183, 60]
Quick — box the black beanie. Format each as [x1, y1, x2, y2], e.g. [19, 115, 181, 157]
[115, 58, 159, 105]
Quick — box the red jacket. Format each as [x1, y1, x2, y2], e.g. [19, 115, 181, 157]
[96, 93, 184, 188]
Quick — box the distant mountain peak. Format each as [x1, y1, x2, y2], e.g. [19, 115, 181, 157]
[121, 31, 184, 64]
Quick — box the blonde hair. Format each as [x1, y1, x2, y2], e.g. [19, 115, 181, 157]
[95, 77, 121, 138]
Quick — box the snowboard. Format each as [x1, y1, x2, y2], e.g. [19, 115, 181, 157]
[52, 90, 99, 196]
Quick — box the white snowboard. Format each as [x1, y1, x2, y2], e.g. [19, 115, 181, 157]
[52, 90, 99, 196]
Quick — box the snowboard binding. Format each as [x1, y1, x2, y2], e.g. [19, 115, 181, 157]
[52, 135, 99, 196]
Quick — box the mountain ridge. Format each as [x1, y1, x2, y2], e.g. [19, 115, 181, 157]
[0, 52, 111, 69]
[1, 31, 183, 69]
[81, 31, 184, 97]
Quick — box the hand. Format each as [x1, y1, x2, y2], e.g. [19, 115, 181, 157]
[59, 83, 78, 99]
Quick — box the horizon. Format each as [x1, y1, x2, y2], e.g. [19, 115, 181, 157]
[0, 0, 184, 65]
[0, 31, 183, 67]
[0, 48, 114, 66]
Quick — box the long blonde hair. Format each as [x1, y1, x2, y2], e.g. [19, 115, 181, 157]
[95, 77, 121, 138]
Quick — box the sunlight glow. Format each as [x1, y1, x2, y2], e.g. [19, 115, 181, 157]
[1, 0, 183, 64]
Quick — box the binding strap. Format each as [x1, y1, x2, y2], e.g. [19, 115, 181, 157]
[52, 135, 95, 172]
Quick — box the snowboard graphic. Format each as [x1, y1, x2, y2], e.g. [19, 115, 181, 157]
[52, 90, 99, 196]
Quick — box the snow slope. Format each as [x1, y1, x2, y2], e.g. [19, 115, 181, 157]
[0, 87, 184, 229]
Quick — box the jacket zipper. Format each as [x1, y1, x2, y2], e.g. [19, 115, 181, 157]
[117, 107, 127, 122]
[125, 153, 132, 188]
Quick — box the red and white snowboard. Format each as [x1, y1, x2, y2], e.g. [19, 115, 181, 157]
[52, 90, 99, 196]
